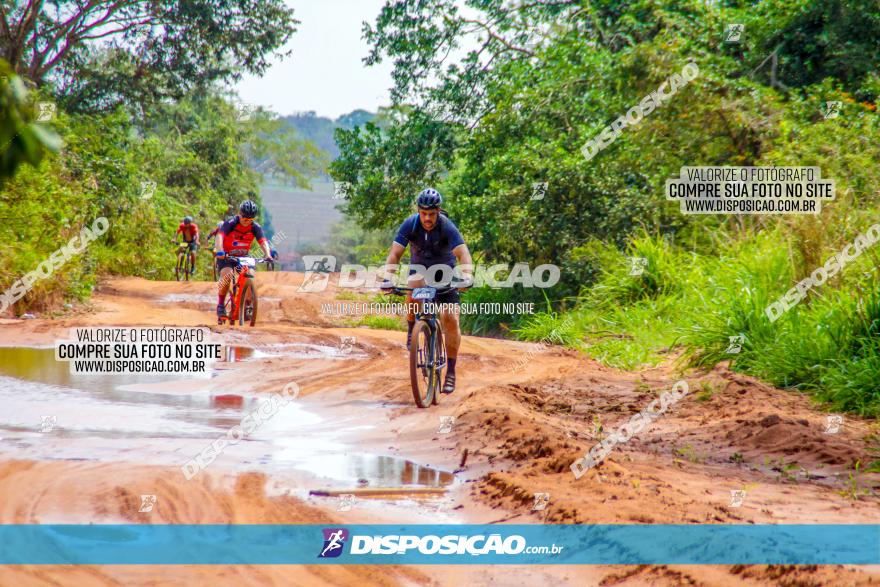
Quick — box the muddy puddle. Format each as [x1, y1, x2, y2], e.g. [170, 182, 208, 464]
[158, 294, 281, 304]
[225, 344, 368, 361]
[0, 347, 453, 492]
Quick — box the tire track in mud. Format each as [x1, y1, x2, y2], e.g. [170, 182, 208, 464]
[1, 274, 879, 586]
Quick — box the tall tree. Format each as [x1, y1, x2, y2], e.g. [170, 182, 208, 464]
[0, 1, 297, 112]
[0, 59, 61, 183]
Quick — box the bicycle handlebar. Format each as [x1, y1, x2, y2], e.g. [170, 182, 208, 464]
[224, 255, 271, 264]
[384, 282, 473, 296]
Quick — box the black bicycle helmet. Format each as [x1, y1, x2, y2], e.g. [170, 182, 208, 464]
[239, 200, 258, 218]
[416, 188, 443, 209]
[183, 216, 193, 225]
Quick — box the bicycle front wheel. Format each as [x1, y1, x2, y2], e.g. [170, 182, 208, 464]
[238, 278, 258, 327]
[409, 320, 436, 408]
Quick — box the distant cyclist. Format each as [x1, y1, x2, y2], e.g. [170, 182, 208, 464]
[214, 201, 273, 320]
[175, 216, 200, 272]
[207, 219, 224, 241]
[380, 188, 473, 394]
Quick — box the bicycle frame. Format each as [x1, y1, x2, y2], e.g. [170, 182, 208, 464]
[219, 255, 265, 323]
[387, 283, 469, 407]
[175, 243, 192, 280]
[227, 259, 254, 320]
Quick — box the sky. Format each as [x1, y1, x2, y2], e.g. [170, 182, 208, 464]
[233, 0, 394, 120]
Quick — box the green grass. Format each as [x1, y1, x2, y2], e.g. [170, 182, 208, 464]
[515, 228, 880, 417]
[334, 289, 377, 302]
[342, 314, 406, 331]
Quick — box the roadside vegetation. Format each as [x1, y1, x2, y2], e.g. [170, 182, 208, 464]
[330, 0, 880, 415]
[0, 2, 323, 311]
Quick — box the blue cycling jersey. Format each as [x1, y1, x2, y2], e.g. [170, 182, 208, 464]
[393, 214, 465, 268]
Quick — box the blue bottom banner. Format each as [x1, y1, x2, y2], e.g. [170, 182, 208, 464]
[1, 524, 878, 565]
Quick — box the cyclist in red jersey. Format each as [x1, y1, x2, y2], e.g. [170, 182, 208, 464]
[175, 216, 200, 272]
[214, 201, 272, 319]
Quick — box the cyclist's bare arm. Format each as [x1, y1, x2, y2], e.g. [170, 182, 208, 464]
[257, 238, 272, 259]
[380, 242, 406, 285]
[214, 232, 225, 254]
[453, 244, 474, 285]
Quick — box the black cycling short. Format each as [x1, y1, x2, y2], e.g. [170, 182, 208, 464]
[408, 267, 461, 305]
[434, 288, 460, 305]
[216, 258, 239, 273]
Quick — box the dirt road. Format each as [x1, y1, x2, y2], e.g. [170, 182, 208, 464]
[1, 273, 878, 586]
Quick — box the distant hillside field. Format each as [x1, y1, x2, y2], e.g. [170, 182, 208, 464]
[279, 110, 374, 159]
[260, 180, 342, 265]
[259, 109, 375, 267]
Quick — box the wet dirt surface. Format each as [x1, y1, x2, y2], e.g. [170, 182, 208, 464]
[0, 346, 453, 491]
[0, 273, 879, 586]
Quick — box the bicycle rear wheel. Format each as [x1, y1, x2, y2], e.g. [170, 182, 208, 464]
[238, 278, 258, 327]
[432, 326, 445, 405]
[409, 320, 436, 408]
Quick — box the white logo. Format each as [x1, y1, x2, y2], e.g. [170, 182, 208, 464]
[36, 102, 56, 122]
[724, 24, 744, 43]
[582, 62, 699, 162]
[438, 416, 456, 434]
[822, 101, 841, 119]
[333, 182, 352, 200]
[532, 493, 550, 511]
[40, 415, 56, 433]
[235, 102, 256, 121]
[824, 415, 843, 434]
[725, 334, 746, 354]
[138, 494, 157, 513]
[339, 336, 356, 354]
[729, 489, 746, 508]
[350, 534, 537, 556]
[139, 180, 157, 200]
[298, 256, 337, 292]
[530, 182, 548, 201]
[337, 494, 356, 512]
[628, 257, 648, 276]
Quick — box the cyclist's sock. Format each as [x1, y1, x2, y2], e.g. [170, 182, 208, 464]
[447, 357, 456, 375]
[218, 294, 225, 306]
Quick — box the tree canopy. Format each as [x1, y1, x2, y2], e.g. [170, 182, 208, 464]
[0, 1, 298, 112]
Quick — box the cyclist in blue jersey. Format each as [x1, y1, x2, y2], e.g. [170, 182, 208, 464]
[380, 188, 473, 394]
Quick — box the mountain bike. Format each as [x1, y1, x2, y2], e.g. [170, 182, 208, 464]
[218, 256, 269, 327]
[174, 242, 194, 281]
[387, 282, 470, 408]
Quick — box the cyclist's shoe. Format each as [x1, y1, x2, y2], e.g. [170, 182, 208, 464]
[441, 372, 456, 394]
[216, 304, 227, 319]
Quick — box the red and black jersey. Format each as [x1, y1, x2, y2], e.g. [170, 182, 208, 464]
[219, 216, 268, 256]
[177, 223, 199, 242]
